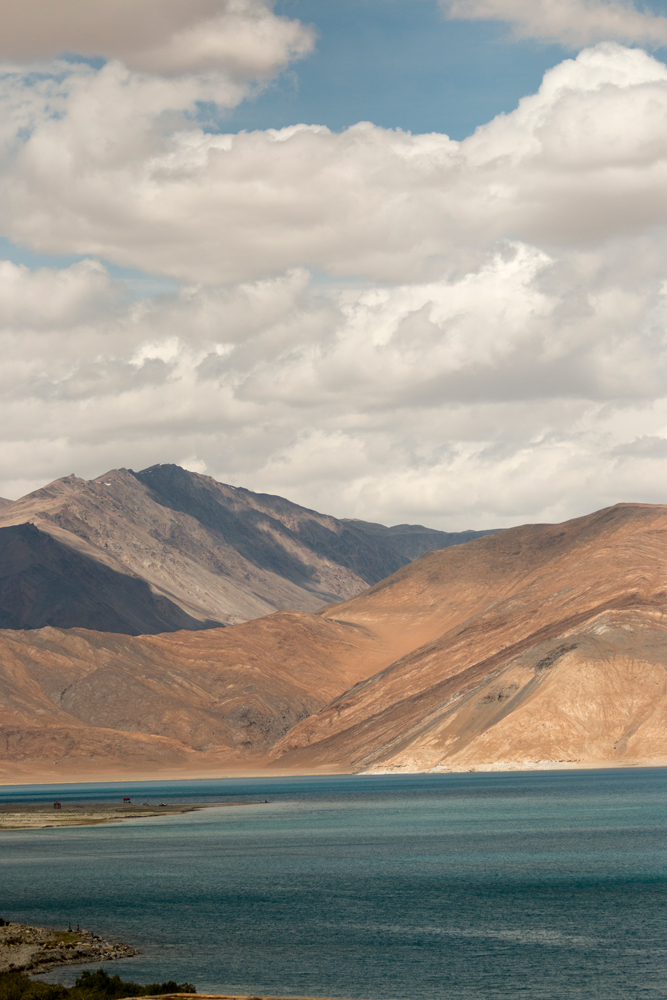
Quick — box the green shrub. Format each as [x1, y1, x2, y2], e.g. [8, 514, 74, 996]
[72, 970, 195, 998]
[0, 972, 68, 1000]
[0, 970, 195, 1000]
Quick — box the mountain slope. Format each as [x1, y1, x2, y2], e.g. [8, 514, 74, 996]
[270, 503, 667, 772]
[4, 501, 667, 781]
[0, 464, 484, 633]
[0, 610, 393, 781]
[0, 522, 213, 634]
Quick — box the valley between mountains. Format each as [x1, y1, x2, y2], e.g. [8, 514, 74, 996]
[1, 466, 667, 780]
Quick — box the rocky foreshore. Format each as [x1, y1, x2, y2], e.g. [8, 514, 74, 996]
[0, 919, 139, 974]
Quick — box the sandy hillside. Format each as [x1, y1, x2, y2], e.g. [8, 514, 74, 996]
[272, 503, 667, 772]
[0, 611, 389, 780]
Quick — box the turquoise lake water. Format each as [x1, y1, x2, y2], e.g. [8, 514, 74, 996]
[1, 769, 667, 999]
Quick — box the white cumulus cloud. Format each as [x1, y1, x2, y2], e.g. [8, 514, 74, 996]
[2, 43, 667, 527]
[441, 0, 667, 48]
[1, 45, 667, 284]
[1, 230, 667, 527]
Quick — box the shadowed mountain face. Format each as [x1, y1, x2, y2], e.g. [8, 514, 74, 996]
[134, 464, 403, 592]
[0, 464, 485, 634]
[0, 523, 213, 635]
[341, 518, 498, 562]
[4, 502, 667, 781]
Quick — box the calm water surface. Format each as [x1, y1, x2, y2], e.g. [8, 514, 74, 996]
[1, 769, 666, 1000]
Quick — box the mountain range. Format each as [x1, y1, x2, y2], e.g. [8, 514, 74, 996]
[0, 464, 493, 634]
[2, 489, 667, 781]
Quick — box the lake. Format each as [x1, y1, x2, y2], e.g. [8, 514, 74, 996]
[1, 769, 667, 1000]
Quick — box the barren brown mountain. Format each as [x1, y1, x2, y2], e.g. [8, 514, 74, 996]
[0, 612, 388, 782]
[273, 502, 667, 772]
[0, 464, 490, 634]
[2, 501, 667, 782]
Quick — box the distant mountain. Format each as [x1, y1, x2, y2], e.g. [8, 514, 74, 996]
[342, 518, 497, 562]
[0, 522, 209, 634]
[3, 502, 667, 782]
[0, 463, 492, 635]
[0, 498, 12, 509]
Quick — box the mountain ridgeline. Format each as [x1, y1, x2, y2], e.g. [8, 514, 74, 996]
[5, 465, 666, 781]
[3, 501, 667, 781]
[0, 464, 495, 635]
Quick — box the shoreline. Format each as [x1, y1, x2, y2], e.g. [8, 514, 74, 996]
[2, 758, 667, 788]
[1, 921, 372, 998]
[135, 995, 374, 1000]
[359, 758, 667, 774]
[0, 921, 138, 975]
[0, 801, 262, 831]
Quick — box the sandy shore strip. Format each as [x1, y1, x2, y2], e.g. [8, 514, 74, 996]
[0, 801, 260, 831]
[137, 995, 373, 1000]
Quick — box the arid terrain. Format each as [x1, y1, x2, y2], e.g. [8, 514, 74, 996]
[2, 501, 667, 779]
[0, 465, 489, 634]
[0, 610, 398, 781]
[275, 502, 667, 773]
[0, 801, 240, 831]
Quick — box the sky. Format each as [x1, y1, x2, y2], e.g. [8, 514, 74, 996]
[3, 1, 667, 528]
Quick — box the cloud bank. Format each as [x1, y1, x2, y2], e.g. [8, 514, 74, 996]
[2, 45, 667, 285]
[0, 0, 315, 79]
[441, 0, 667, 48]
[2, 33, 667, 528]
